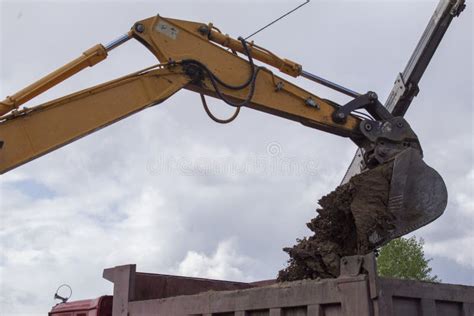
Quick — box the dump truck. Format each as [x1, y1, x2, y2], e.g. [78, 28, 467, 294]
[48, 254, 474, 316]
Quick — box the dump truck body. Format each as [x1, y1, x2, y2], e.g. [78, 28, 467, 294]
[50, 254, 474, 316]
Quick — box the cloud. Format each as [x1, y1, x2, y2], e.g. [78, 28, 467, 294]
[177, 238, 253, 281]
[452, 168, 474, 218]
[424, 234, 474, 269]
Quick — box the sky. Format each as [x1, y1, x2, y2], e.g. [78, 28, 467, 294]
[0, 0, 472, 315]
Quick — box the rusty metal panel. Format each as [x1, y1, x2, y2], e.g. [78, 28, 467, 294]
[104, 262, 474, 316]
[392, 297, 421, 316]
[125, 278, 351, 315]
[337, 278, 371, 316]
[307, 305, 322, 316]
[376, 277, 474, 316]
[321, 304, 342, 316]
[436, 300, 463, 316]
[281, 306, 307, 316]
[134, 272, 253, 300]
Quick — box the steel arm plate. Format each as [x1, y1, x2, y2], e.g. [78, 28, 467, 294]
[0, 67, 190, 174]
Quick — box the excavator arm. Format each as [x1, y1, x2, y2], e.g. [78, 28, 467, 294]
[0, 15, 364, 174]
[0, 14, 448, 249]
[0, 66, 189, 173]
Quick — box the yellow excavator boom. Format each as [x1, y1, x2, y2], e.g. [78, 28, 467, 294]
[0, 14, 447, 250]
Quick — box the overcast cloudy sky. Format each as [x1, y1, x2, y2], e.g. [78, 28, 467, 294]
[0, 0, 472, 314]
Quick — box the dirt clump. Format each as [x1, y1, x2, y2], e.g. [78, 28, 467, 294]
[278, 162, 395, 282]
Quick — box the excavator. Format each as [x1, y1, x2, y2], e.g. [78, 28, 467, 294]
[0, 14, 449, 250]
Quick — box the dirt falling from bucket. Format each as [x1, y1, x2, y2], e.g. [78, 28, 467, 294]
[278, 162, 395, 281]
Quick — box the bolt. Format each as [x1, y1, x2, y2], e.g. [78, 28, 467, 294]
[364, 123, 372, 131]
[332, 111, 346, 123]
[305, 97, 319, 109]
[368, 91, 378, 100]
[275, 82, 284, 92]
[198, 25, 209, 36]
[135, 23, 145, 33]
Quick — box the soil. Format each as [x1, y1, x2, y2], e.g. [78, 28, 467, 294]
[278, 161, 395, 282]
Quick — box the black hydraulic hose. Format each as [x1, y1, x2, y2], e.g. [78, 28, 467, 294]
[200, 94, 240, 124]
[181, 37, 261, 108]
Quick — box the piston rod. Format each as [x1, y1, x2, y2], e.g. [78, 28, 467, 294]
[301, 69, 361, 98]
[105, 33, 132, 52]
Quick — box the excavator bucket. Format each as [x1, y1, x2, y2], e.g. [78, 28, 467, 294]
[349, 148, 447, 251]
[278, 147, 448, 280]
[388, 148, 447, 238]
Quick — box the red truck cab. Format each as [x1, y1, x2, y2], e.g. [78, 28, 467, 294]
[49, 296, 112, 316]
